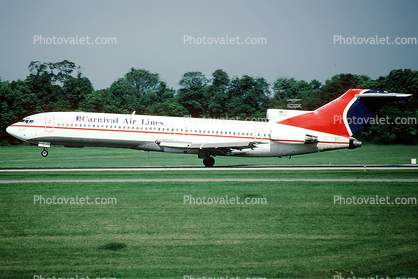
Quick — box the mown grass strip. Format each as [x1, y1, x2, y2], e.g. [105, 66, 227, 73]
[1, 181, 417, 279]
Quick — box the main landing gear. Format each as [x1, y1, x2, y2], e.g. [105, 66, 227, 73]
[203, 156, 215, 167]
[41, 148, 49, 157]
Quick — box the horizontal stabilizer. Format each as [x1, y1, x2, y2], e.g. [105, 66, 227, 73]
[266, 109, 310, 122]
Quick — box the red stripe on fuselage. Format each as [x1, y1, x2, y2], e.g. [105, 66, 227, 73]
[10, 124, 348, 145]
[9, 124, 269, 141]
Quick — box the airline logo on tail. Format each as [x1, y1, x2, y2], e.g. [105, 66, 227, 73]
[277, 89, 411, 137]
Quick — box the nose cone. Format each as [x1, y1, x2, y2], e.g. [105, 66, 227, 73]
[6, 124, 26, 141]
[6, 125, 14, 136]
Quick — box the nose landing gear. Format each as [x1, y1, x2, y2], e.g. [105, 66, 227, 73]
[41, 148, 48, 157]
[38, 142, 51, 157]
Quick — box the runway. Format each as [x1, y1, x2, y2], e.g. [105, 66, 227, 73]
[1, 164, 417, 183]
[1, 178, 418, 183]
[0, 164, 417, 172]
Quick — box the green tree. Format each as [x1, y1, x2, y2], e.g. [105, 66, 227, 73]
[206, 69, 230, 117]
[145, 82, 187, 116]
[26, 60, 90, 112]
[271, 77, 320, 110]
[177, 71, 209, 117]
[0, 81, 18, 144]
[227, 75, 270, 118]
[106, 68, 161, 114]
[357, 69, 418, 144]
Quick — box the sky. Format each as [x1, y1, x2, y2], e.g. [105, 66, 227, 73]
[1, 0, 417, 91]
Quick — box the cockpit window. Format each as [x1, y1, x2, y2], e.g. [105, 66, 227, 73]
[19, 118, 33, 124]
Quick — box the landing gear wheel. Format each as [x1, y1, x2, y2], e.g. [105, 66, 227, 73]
[203, 157, 215, 167]
[41, 149, 48, 157]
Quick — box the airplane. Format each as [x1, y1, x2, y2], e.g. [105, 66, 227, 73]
[6, 88, 411, 167]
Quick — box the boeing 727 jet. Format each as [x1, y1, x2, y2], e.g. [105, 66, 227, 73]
[6, 89, 411, 166]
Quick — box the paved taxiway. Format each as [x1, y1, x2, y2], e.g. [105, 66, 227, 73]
[1, 165, 417, 183]
[1, 178, 418, 184]
[1, 164, 417, 172]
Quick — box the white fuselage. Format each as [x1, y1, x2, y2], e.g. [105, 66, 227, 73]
[6, 111, 351, 158]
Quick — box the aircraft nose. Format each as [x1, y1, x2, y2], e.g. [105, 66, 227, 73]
[6, 124, 24, 141]
[6, 125, 14, 136]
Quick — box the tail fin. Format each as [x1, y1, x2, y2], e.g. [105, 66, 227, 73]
[278, 89, 411, 137]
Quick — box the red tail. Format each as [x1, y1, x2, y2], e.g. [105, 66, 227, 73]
[277, 89, 411, 138]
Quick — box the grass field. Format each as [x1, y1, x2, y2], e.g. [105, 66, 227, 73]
[0, 143, 417, 168]
[1, 144, 418, 279]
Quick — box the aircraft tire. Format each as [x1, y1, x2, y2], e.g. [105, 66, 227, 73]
[203, 157, 215, 167]
[41, 149, 48, 157]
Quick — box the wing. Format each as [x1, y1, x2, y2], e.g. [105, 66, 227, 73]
[155, 139, 257, 155]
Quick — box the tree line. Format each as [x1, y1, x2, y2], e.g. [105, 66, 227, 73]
[1, 60, 417, 145]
